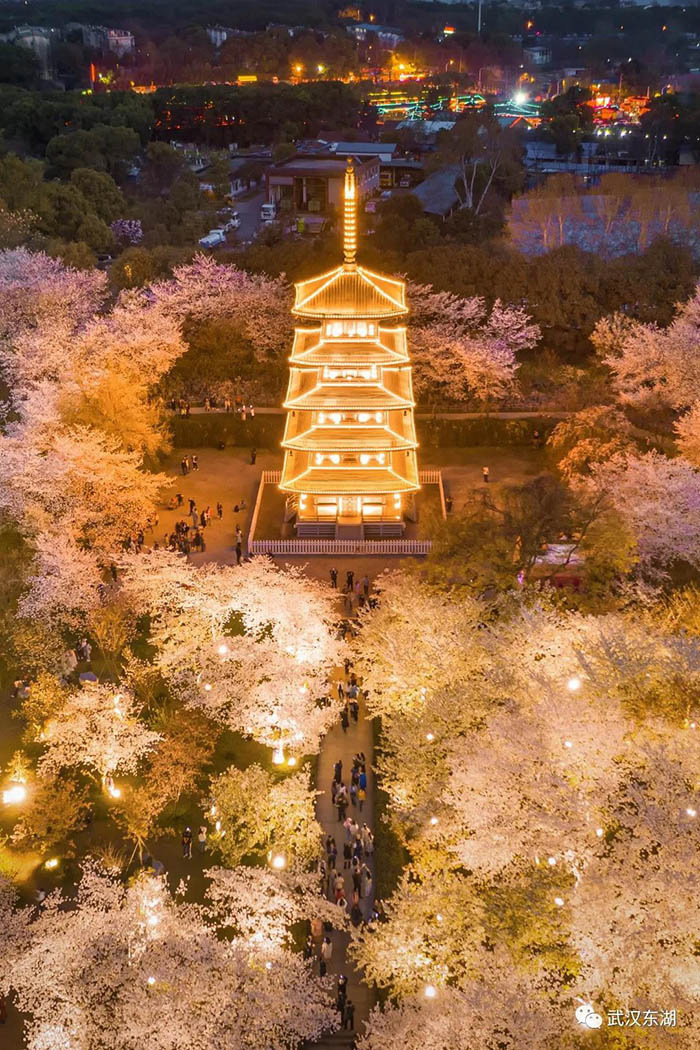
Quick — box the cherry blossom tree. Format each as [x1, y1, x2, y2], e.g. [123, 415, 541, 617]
[407, 283, 539, 403]
[594, 283, 700, 411]
[208, 763, 322, 870]
[0, 247, 107, 347]
[675, 401, 700, 467]
[147, 254, 293, 359]
[583, 451, 700, 571]
[351, 586, 700, 1049]
[16, 530, 103, 630]
[358, 977, 561, 1050]
[548, 405, 636, 480]
[0, 411, 168, 555]
[118, 549, 343, 752]
[206, 866, 344, 945]
[37, 681, 161, 781]
[1, 863, 337, 1050]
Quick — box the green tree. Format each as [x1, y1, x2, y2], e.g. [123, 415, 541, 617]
[70, 168, 125, 223]
[45, 130, 105, 178]
[0, 42, 39, 86]
[144, 141, 184, 192]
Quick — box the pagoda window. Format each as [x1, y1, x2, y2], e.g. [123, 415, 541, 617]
[359, 453, 386, 465]
[324, 321, 376, 339]
[323, 366, 377, 381]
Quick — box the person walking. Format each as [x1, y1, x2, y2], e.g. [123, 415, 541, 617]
[181, 456, 188, 476]
[334, 759, 343, 782]
[336, 790, 347, 823]
[343, 839, 352, 869]
[320, 936, 333, 964]
[182, 827, 193, 859]
[482, 465, 489, 483]
[250, 447, 257, 465]
[343, 1000, 355, 1030]
[361, 863, 372, 900]
[346, 570, 354, 591]
[341, 706, 349, 733]
[198, 826, 207, 854]
[334, 874, 345, 903]
[192, 455, 199, 471]
[358, 785, 366, 812]
[235, 525, 242, 544]
[303, 935, 314, 960]
[235, 541, 242, 565]
[330, 567, 338, 589]
[217, 502, 223, 519]
[362, 574, 370, 597]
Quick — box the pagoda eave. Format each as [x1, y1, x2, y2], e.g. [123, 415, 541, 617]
[282, 425, 417, 452]
[280, 471, 420, 496]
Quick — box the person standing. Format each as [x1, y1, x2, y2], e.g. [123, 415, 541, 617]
[346, 570, 354, 591]
[341, 706, 349, 733]
[362, 574, 370, 597]
[192, 455, 199, 471]
[250, 447, 257, 465]
[235, 525, 242, 544]
[181, 456, 188, 476]
[343, 1000, 355, 1030]
[482, 465, 489, 483]
[217, 502, 223, 519]
[361, 863, 372, 900]
[358, 785, 366, 812]
[198, 826, 207, 854]
[343, 839, 352, 869]
[320, 936, 333, 965]
[182, 827, 193, 859]
[235, 541, 242, 565]
[330, 567, 338, 589]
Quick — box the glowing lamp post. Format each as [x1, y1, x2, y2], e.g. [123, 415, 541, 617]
[3, 783, 26, 805]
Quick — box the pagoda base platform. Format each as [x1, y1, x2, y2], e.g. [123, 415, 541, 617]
[296, 517, 405, 540]
[248, 469, 444, 555]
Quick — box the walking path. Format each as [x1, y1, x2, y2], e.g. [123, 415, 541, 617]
[311, 678, 376, 1047]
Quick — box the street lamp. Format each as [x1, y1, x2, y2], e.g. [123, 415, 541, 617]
[271, 853, 286, 870]
[424, 984, 437, 999]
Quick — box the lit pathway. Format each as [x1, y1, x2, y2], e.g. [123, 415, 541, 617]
[311, 678, 376, 1046]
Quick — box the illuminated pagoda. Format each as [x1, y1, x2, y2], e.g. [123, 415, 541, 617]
[279, 161, 419, 539]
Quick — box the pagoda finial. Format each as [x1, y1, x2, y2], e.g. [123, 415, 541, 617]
[343, 158, 357, 268]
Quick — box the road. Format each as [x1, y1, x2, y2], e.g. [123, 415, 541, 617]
[231, 189, 265, 244]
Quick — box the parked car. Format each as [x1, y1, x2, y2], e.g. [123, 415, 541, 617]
[198, 229, 226, 248]
[260, 201, 278, 223]
[223, 213, 240, 231]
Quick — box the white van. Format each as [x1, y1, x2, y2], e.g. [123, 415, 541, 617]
[198, 229, 226, 248]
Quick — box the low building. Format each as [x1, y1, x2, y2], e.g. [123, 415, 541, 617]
[329, 141, 398, 164]
[412, 165, 460, 219]
[81, 24, 135, 56]
[346, 22, 403, 49]
[523, 45, 552, 66]
[1, 25, 58, 78]
[266, 154, 379, 223]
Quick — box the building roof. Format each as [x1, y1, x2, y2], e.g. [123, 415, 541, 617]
[280, 463, 418, 496]
[269, 154, 376, 178]
[290, 328, 408, 366]
[412, 164, 460, 217]
[284, 380, 414, 412]
[293, 265, 407, 319]
[283, 424, 417, 453]
[331, 142, 397, 156]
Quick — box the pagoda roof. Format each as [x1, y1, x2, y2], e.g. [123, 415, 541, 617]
[293, 265, 407, 319]
[290, 329, 408, 367]
[280, 465, 419, 496]
[283, 425, 417, 453]
[284, 382, 414, 412]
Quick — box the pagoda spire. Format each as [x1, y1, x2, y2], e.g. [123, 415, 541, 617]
[343, 159, 357, 269]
